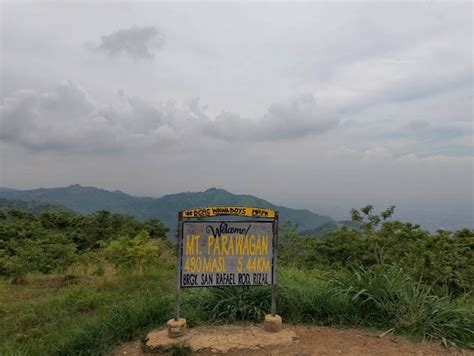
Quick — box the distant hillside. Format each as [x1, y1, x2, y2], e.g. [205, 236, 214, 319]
[0, 198, 72, 215]
[300, 220, 359, 236]
[0, 185, 333, 237]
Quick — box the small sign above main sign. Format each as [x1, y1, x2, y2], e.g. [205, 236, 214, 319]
[181, 206, 276, 219]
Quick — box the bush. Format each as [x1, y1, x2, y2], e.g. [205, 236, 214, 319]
[284, 205, 474, 296]
[0, 208, 170, 280]
[103, 231, 159, 271]
[2, 232, 77, 282]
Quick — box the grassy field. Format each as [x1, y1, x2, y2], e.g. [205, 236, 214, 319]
[0, 265, 175, 355]
[1, 264, 472, 355]
[1, 207, 472, 354]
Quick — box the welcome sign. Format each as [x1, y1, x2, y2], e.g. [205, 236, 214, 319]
[173, 206, 279, 320]
[180, 221, 274, 287]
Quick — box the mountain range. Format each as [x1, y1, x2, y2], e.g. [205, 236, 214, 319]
[0, 185, 334, 236]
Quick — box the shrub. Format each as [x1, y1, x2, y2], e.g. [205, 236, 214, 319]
[103, 231, 159, 271]
[2, 232, 77, 282]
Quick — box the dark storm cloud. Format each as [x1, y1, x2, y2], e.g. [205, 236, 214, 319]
[94, 26, 164, 59]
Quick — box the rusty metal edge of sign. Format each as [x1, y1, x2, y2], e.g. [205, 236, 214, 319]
[180, 206, 277, 219]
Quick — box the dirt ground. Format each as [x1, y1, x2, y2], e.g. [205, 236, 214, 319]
[112, 325, 473, 356]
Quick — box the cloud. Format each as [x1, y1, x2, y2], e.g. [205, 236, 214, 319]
[405, 120, 430, 131]
[315, 28, 472, 119]
[0, 82, 338, 153]
[0, 81, 188, 153]
[0, 82, 122, 152]
[204, 93, 336, 141]
[0, 2, 472, 232]
[94, 26, 164, 59]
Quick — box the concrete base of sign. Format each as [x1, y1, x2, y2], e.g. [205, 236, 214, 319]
[146, 325, 296, 353]
[167, 318, 187, 338]
[263, 314, 282, 332]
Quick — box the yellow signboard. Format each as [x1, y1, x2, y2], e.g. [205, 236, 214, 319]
[180, 221, 274, 287]
[181, 206, 277, 219]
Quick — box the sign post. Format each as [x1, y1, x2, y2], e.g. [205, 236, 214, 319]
[174, 217, 183, 321]
[168, 206, 281, 336]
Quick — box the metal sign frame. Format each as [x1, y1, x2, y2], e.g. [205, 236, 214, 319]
[174, 206, 279, 321]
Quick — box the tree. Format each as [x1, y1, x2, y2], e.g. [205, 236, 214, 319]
[351, 205, 395, 233]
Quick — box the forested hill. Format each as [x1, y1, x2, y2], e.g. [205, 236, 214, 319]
[300, 220, 359, 236]
[0, 185, 333, 234]
[0, 199, 72, 215]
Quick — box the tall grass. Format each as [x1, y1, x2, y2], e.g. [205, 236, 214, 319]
[5, 295, 173, 355]
[1, 265, 472, 355]
[0, 267, 175, 355]
[333, 265, 474, 347]
[181, 266, 473, 348]
[199, 286, 271, 322]
[278, 268, 357, 325]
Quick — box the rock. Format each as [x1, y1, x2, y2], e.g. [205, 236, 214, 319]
[263, 314, 283, 332]
[166, 318, 186, 338]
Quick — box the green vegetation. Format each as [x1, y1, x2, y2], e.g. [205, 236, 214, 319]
[181, 267, 473, 348]
[333, 266, 473, 346]
[0, 269, 175, 355]
[0, 198, 71, 215]
[168, 343, 193, 356]
[0, 204, 472, 355]
[0, 185, 333, 236]
[279, 205, 473, 296]
[0, 209, 169, 282]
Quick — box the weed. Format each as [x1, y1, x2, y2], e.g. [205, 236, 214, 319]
[168, 342, 193, 356]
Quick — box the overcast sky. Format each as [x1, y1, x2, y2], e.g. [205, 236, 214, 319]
[1, 1, 473, 226]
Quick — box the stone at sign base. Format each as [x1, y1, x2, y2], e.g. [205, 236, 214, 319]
[263, 314, 282, 332]
[167, 318, 187, 338]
